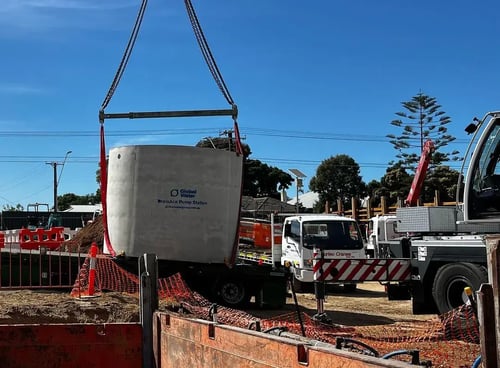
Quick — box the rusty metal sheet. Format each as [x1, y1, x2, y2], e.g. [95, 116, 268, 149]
[0, 323, 142, 368]
[154, 312, 414, 368]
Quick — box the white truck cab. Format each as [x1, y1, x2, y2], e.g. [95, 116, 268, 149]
[366, 215, 399, 258]
[280, 214, 366, 291]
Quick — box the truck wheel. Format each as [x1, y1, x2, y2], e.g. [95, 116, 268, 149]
[217, 279, 249, 308]
[342, 283, 358, 293]
[432, 263, 488, 315]
[291, 278, 304, 293]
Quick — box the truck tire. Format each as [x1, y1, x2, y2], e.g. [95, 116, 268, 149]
[216, 279, 249, 308]
[291, 278, 305, 293]
[342, 283, 358, 293]
[432, 262, 488, 315]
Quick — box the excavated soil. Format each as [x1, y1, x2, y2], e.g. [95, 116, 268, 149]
[0, 283, 426, 326]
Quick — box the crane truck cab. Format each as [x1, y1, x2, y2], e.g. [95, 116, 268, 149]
[366, 215, 400, 258]
[280, 214, 365, 292]
[463, 112, 500, 222]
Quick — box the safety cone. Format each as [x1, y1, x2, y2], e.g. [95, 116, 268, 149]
[71, 242, 101, 299]
[88, 242, 98, 296]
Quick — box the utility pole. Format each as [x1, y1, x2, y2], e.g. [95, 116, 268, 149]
[46, 151, 72, 213]
[220, 129, 234, 151]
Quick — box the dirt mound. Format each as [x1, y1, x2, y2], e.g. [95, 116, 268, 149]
[62, 215, 103, 253]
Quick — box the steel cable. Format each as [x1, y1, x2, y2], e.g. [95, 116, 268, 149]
[184, 0, 235, 106]
[100, 0, 148, 113]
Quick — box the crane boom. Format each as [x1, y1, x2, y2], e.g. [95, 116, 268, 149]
[406, 140, 434, 206]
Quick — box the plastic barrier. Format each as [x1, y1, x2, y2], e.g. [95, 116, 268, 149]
[18, 227, 66, 250]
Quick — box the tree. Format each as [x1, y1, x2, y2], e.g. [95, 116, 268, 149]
[2, 203, 24, 211]
[196, 136, 252, 157]
[422, 166, 462, 203]
[309, 154, 365, 211]
[365, 179, 382, 207]
[244, 159, 293, 198]
[57, 193, 100, 211]
[377, 163, 413, 206]
[387, 93, 461, 170]
[196, 136, 293, 199]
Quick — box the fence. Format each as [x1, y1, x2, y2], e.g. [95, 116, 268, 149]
[0, 245, 84, 289]
[327, 193, 458, 224]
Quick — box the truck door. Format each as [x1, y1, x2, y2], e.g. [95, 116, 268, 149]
[281, 219, 302, 266]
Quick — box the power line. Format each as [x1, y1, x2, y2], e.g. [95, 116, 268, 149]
[0, 127, 471, 145]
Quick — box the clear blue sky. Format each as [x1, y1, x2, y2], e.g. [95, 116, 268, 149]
[1, 0, 500, 209]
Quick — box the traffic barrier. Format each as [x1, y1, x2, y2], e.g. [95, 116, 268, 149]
[18, 227, 66, 250]
[313, 257, 411, 282]
[2, 229, 20, 247]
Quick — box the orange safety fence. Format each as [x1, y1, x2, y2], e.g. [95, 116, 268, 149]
[70, 249, 481, 368]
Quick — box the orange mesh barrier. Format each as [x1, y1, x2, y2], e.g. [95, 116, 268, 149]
[70, 250, 482, 367]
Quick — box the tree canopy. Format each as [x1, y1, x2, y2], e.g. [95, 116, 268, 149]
[376, 163, 413, 206]
[422, 166, 462, 203]
[309, 154, 365, 211]
[387, 92, 461, 170]
[196, 136, 292, 199]
[2, 204, 24, 211]
[57, 193, 100, 211]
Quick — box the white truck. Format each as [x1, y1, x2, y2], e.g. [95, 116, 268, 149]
[366, 214, 399, 258]
[278, 214, 366, 292]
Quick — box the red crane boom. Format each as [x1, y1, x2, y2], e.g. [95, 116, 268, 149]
[406, 140, 435, 206]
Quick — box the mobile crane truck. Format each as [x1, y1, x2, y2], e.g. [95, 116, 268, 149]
[366, 111, 500, 314]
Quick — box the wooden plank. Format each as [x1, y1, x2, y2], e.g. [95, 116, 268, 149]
[478, 283, 498, 368]
[486, 236, 500, 367]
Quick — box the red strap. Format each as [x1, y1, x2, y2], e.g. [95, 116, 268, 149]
[100, 124, 116, 257]
[233, 120, 243, 155]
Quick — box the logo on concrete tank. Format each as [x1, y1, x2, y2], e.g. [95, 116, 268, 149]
[158, 188, 207, 210]
[169, 188, 197, 198]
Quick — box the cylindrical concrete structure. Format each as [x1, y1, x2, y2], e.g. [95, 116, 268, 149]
[105, 145, 243, 264]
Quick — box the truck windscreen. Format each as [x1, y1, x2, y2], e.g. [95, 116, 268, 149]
[303, 220, 364, 250]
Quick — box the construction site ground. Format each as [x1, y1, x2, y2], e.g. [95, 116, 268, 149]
[0, 282, 426, 326]
[0, 281, 481, 367]
[0, 219, 481, 367]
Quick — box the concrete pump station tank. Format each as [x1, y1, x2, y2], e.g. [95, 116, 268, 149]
[105, 145, 243, 264]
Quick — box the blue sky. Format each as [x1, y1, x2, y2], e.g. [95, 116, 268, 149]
[1, 0, 500, 209]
